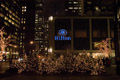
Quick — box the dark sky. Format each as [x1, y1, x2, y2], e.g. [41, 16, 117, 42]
[46, 0, 65, 16]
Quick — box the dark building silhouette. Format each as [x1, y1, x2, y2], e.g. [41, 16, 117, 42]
[65, 0, 84, 16]
[64, 0, 114, 16]
[114, 0, 120, 57]
[19, 0, 35, 54]
[84, 0, 114, 16]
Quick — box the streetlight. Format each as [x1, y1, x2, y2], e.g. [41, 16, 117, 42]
[48, 48, 53, 53]
[30, 41, 34, 53]
[30, 41, 33, 44]
[14, 45, 17, 48]
[49, 16, 53, 21]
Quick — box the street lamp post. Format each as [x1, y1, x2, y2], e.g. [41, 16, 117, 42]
[30, 41, 34, 53]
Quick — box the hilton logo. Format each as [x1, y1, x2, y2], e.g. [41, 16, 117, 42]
[55, 29, 71, 40]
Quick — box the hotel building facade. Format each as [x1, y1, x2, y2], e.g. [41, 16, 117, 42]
[49, 17, 115, 57]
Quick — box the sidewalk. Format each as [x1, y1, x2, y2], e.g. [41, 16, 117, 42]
[0, 61, 9, 74]
[0, 64, 120, 80]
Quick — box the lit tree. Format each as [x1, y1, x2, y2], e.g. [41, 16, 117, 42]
[94, 38, 112, 57]
[0, 27, 11, 60]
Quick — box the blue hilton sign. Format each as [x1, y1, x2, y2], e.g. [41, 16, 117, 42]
[55, 29, 71, 40]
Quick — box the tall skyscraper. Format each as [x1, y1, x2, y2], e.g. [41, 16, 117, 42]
[114, 0, 120, 57]
[65, 0, 114, 16]
[0, 0, 20, 57]
[20, 0, 35, 54]
[65, 0, 84, 16]
[84, 0, 114, 16]
[35, 0, 49, 54]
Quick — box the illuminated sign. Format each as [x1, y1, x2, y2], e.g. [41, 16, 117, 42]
[55, 29, 71, 40]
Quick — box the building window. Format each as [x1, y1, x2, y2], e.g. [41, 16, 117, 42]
[74, 7, 78, 9]
[69, 7, 73, 9]
[75, 30, 87, 38]
[73, 2, 78, 4]
[22, 6, 27, 12]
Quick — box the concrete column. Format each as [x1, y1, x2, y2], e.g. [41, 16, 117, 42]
[71, 19, 74, 52]
[89, 19, 92, 53]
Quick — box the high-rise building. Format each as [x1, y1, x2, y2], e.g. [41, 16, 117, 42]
[114, 0, 120, 57]
[0, 0, 20, 57]
[65, 0, 84, 16]
[20, 0, 35, 54]
[64, 0, 114, 16]
[84, 0, 114, 16]
[35, 0, 49, 54]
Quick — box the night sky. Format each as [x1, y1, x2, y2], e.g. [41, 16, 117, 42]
[46, 0, 65, 16]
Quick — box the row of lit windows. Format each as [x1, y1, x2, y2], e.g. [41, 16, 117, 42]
[69, 1, 79, 4]
[11, 35, 18, 40]
[68, 7, 81, 10]
[22, 6, 26, 12]
[4, 21, 10, 26]
[20, 42, 24, 48]
[1, 3, 20, 20]
[36, 4, 43, 7]
[21, 21, 26, 24]
[20, 33, 25, 36]
[20, 45, 24, 48]
[9, 14, 19, 24]
[21, 18, 26, 21]
[20, 36, 25, 39]
[0, 12, 20, 28]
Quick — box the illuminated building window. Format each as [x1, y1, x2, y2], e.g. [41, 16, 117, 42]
[40, 4, 43, 6]
[95, 6, 100, 11]
[0, 13, 4, 17]
[35, 19, 38, 21]
[74, 7, 78, 9]
[15, 32, 17, 35]
[69, 7, 73, 9]
[22, 6, 27, 12]
[79, 7, 81, 9]
[1, 4, 5, 8]
[4, 22, 9, 26]
[4, 16, 8, 20]
[73, 2, 78, 4]
[39, 27, 41, 29]
[21, 21, 23, 23]
[8, 19, 12, 23]
[20, 42, 22, 45]
[65, 9, 68, 11]
[23, 27, 25, 30]
[39, 18, 42, 21]
[24, 21, 26, 24]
